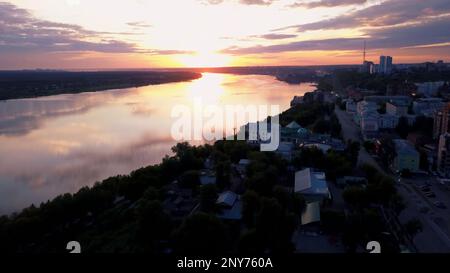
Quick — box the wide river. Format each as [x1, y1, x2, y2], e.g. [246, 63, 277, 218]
[0, 73, 314, 214]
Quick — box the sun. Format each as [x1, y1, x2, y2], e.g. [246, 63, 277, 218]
[177, 51, 231, 68]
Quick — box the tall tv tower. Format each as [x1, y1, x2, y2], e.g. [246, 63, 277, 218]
[363, 40, 366, 64]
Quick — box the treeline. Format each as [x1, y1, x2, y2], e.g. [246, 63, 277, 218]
[281, 102, 341, 137]
[0, 142, 210, 252]
[0, 140, 303, 254]
[317, 68, 450, 94]
[341, 164, 407, 252]
[292, 142, 359, 181]
[0, 71, 202, 100]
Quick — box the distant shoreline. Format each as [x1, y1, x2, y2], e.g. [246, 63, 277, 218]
[0, 71, 202, 101]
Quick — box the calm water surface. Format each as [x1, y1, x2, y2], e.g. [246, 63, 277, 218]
[0, 73, 314, 214]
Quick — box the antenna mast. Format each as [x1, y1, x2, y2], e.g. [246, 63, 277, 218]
[363, 40, 366, 63]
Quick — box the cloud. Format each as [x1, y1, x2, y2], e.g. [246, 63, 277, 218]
[222, 16, 450, 54]
[288, 0, 368, 9]
[239, 0, 276, 5]
[127, 21, 152, 28]
[0, 2, 139, 53]
[201, 0, 225, 4]
[145, 49, 196, 55]
[200, 0, 277, 5]
[255, 33, 297, 39]
[278, 0, 450, 31]
[0, 2, 183, 56]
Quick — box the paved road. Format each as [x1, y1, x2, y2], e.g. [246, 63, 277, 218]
[334, 107, 450, 252]
[334, 107, 384, 173]
[400, 176, 450, 251]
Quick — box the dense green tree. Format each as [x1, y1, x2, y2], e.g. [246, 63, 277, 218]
[237, 229, 264, 254]
[199, 184, 218, 213]
[173, 213, 229, 254]
[311, 118, 330, 134]
[396, 116, 410, 139]
[215, 159, 231, 190]
[255, 198, 295, 253]
[273, 186, 291, 211]
[135, 200, 172, 252]
[241, 190, 260, 228]
[292, 193, 306, 217]
[324, 151, 353, 181]
[178, 170, 200, 189]
[346, 140, 360, 167]
[405, 218, 423, 238]
[321, 209, 346, 233]
[342, 186, 368, 208]
[363, 141, 375, 153]
[419, 150, 429, 171]
[293, 147, 325, 169]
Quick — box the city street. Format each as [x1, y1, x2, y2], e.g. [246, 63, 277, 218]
[334, 107, 384, 173]
[334, 106, 450, 252]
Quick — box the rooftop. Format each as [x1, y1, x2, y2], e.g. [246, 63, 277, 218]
[387, 100, 409, 107]
[216, 191, 237, 208]
[303, 143, 331, 153]
[301, 201, 321, 225]
[200, 173, 216, 185]
[294, 168, 330, 196]
[286, 121, 301, 129]
[238, 159, 251, 166]
[393, 139, 419, 156]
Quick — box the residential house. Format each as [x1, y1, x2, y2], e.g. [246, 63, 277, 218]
[392, 139, 420, 173]
[300, 202, 321, 226]
[354, 100, 378, 125]
[302, 143, 332, 153]
[416, 81, 445, 97]
[413, 98, 443, 116]
[199, 170, 217, 185]
[360, 110, 379, 138]
[437, 133, 450, 177]
[336, 176, 368, 188]
[345, 99, 357, 113]
[286, 121, 301, 129]
[216, 191, 242, 220]
[294, 168, 331, 203]
[379, 114, 399, 129]
[236, 159, 251, 177]
[364, 95, 412, 105]
[433, 103, 450, 139]
[386, 101, 409, 116]
[276, 141, 295, 160]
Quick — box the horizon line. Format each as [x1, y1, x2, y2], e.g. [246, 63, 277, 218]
[0, 61, 446, 72]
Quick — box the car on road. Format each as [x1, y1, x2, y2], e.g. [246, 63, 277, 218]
[434, 201, 447, 209]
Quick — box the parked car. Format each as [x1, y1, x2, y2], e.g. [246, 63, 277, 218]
[434, 201, 447, 209]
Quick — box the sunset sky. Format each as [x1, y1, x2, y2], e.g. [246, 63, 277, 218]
[1, 0, 449, 69]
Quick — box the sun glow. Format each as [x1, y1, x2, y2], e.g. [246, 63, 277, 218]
[186, 73, 225, 104]
[177, 51, 231, 68]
